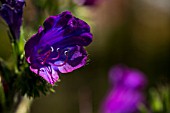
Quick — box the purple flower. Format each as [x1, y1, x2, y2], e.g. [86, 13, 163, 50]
[74, 0, 97, 6]
[109, 65, 147, 90]
[0, 0, 25, 40]
[101, 65, 147, 113]
[24, 11, 93, 85]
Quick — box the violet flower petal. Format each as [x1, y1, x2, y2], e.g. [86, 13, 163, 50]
[52, 46, 87, 73]
[38, 11, 92, 48]
[30, 66, 59, 85]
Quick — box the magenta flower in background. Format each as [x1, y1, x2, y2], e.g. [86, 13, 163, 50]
[0, 0, 25, 39]
[74, 0, 97, 6]
[24, 11, 93, 85]
[101, 65, 147, 113]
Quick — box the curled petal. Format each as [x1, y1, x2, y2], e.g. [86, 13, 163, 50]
[25, 26, 43, 59]
[37, 11, 92, 49]
[52, 46, 87, 73]
[30, 66, 59, 85]
[43, 11, 72, 31]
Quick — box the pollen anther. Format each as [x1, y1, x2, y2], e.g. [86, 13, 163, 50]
[51, 46, 54, 52]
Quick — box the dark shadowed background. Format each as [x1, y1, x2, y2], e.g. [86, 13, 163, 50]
[1, 0, 170, 113]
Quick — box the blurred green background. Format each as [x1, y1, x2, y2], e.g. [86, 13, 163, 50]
[1, 0, 170, 113]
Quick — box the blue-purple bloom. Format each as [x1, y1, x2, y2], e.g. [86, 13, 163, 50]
[24, 11, 93, 85]
[0, 0, 25, 39]
[101, 65, 147, 113]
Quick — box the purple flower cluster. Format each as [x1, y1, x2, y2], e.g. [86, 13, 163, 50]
[74, 0, 97, 6]
[101, 65, 147, 113]
[24, 11, 93, 85]
[0, 0, 25, 39]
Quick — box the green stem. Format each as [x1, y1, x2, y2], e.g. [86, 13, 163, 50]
[12, 42, 20, 74]
[14, 96, 33, 113]
[0, 77, 5, 109]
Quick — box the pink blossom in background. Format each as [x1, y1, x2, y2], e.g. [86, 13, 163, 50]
[101, 65, 147, 113]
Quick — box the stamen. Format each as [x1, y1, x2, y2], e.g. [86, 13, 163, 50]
[50, 50, 69, 67]
[41, 50, 52, 65]
[51, 48, 60, 60]
[51, 46, 54, 52]
[51, 53, 60, 60]
[56, 48, 60, 52]
[38, 47, 60, 65]
[64, 51, 68, 55]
